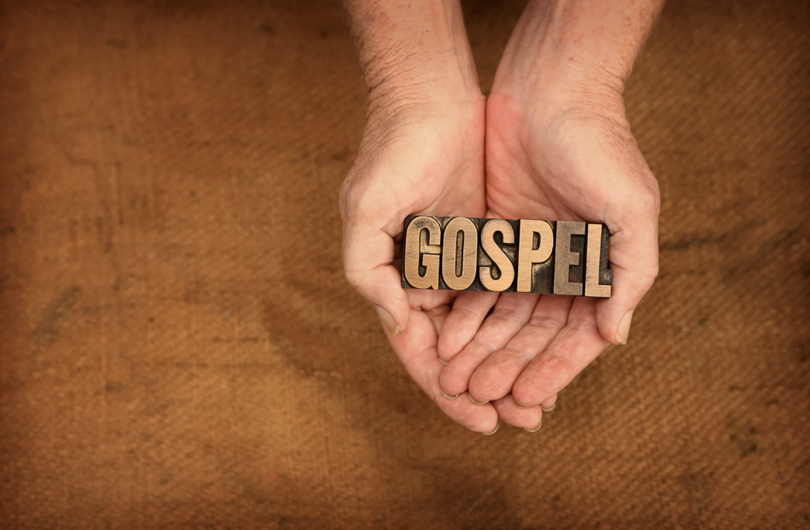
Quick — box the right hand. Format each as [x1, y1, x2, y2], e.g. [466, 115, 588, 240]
[341, 89, 509, 434]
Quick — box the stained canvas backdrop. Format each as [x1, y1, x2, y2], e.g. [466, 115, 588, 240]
[0, 0, 808, 528]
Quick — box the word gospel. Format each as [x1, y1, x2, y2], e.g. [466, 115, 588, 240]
[401, 215, 612, 297]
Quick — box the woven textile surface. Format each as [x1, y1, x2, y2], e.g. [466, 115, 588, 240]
[0, 0, 808, 528]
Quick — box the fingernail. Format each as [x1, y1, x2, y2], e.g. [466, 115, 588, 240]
[441, 391, 459, 400]
[483, 424, 499, 436]
[541, 403, 555, 412]
[468, 393, 489, 406]
[375, 306, 400, 336]
[524, 420, 543, 433]
[616, 310, 634, 345]
[439, 357, 448, 366]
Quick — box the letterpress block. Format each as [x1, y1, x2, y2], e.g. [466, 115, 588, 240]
[402, 215, 442, 289]
[478, 218, 518, 292]
[584, 223, 612, 297]
[442, 217, 479, 290]
[401, 215, 610, 298]
[516, 219, 555, 294]
[553, 221, 586, 296]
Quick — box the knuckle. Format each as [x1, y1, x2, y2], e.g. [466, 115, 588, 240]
[621, 180, 659, 216]
[638, 179, 661, 217]
[649, 186, 662, 216]
[511, 385, 535, 408]
[544, 353, 575, 384]
[338, 175, 359, 221]
[339, 172, 382, 228]
[639, 264, 659, 291]
[529, 313, 568, 330]
[343, 268, 365, 290]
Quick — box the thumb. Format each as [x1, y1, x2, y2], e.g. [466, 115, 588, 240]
[340, 180, 411, 335]
[597, 181, 660, 345]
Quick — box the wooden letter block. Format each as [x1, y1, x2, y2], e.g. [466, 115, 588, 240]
[403, 215, 441, 289]
[553, 221, 586, 296]
[442, 217, 478, 290]
[401, 215, 611, 298]
[584, 223, 612, 297]
[516, 219, 554, 294]
[479, 219, 515, 292]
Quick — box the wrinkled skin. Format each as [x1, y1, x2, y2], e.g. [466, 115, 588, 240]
[341, 26, 660, 434]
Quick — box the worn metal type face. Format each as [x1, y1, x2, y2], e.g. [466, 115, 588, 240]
[401, 215, 611, 297]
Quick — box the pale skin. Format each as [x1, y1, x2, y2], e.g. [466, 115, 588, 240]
[340, 0, 663, 434]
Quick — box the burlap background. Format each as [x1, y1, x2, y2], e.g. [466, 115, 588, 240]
[0, 0, 807, 528]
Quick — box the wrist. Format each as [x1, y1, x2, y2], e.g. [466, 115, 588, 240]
[491, 55, 626, 129]
[363, 55, 482, 121]
[492, 0, 663, 103]
[346, 0, 482, 115]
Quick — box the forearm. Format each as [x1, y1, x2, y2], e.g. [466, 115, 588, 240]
[343, 0, 480, 110]
[496, 0, 664, 95]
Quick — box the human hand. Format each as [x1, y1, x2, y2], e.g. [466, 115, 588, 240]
[437, 0, 662, 429]
[341, 0, 517, 433]
[341, 89, 511, 433]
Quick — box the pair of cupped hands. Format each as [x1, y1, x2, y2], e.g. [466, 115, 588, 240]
[339, 33, 660, 435]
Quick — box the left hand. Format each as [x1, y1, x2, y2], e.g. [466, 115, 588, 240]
[437, 42, 660, 429]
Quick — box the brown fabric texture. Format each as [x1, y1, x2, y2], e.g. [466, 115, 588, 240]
[0, 0, 808, 528]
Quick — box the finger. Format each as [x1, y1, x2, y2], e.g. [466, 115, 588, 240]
[388, 309, 499, 434]
[437, 290, 499, 362]
[341, 175, 412, 335]
[598, 181, 660, 345]
[491, 395, 543, 432]
[439, 292, 540, 400]
[468, 295, 572, 403]
[419, 292, 456, 336]
[540, 394, 557, 412]
[513, 297, 609, 407]
[343, 209, 411, 335]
